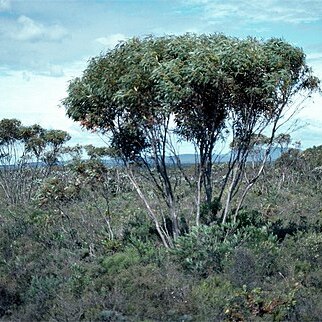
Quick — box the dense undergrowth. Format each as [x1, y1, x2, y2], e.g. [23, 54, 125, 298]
[1, 146, 322, 321]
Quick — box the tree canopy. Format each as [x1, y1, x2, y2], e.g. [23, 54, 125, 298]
[64, 34, 318, 153]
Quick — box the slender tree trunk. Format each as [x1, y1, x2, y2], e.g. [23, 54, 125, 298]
[204, 161, 213, 205]
[127, 167, 172, 248]
[195, 168, 203, 226]
[221, 164, 239, 224]
[168, 197, 179, 239]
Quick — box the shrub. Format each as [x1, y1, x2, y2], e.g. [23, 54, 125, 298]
[190, 276, 234, 320]
[226, 239, 280, 289]
[21, 275, 62, 321]
[287, 287, 322, 321]
[101, 248, 140, 276]
[172, 222, 277, 277]
[200, 197, 221, 225]
[122, 214, 160, 245]
[0, 284, 21, 319]
[107, 262, 192, 320]
[172, 224, 232, 276]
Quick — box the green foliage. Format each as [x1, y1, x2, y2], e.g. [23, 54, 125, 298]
[0, 119, 70, 165]
[101, 248, 140, 275]
[289, 287, 322, 321]
[1, 162, 322, 321]
[276, 145, 322, 176]
[122, 216, 167, 264]
[23, 275, 62, 321]
[275, 147, 303, 170]
[190, 276, 234, 320]
[191, 276, 298, 321]
[172, 220, 277, 277]
[226, 239, 280, 289]
[302, 145, 322, 168]
[36, 173, 81, 206]
[223, 285, 298, 321]
[199, 197, 221, 225]
[281, 232, 322, 271]
[172, 224, 230, 276]
[0, 118, 22, 144]
[122, 214, 159, 245]
[98, 261, 192, 321]
[233, 209, 267, 229]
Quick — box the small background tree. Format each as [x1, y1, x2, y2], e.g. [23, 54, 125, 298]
[0, 118, 70, 206]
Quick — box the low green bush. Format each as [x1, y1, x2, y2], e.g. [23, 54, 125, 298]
[190, 276, 234, 320]
[101, 248, 140, 276]
[172, 222, 277, 277]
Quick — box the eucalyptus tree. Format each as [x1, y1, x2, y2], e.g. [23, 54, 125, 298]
[0, 118, 70, 205]
[63, 33, 319, 245]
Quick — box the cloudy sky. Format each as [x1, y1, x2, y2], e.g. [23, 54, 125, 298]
[1, 0, 321, 150]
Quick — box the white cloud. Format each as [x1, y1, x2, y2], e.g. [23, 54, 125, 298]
[0, 61, 105, 147]
[307, 52, 322, 62]
[14, 65, 64, 80]
[0, 70, 69, 126]
[36, 64, 65, 78]
[184, 0, 322, 24]
[0, 0, 10, 11]
[95, 33, 127, 49]
[9, 15, 68, 41]
[294, 58, 322, 147]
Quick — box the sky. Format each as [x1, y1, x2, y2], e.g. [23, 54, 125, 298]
[0, 0, 322, 152]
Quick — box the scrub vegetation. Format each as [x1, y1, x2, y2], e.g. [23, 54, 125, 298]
[0, 34, 321, 321]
